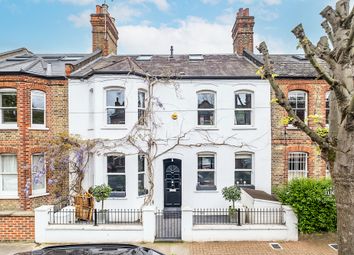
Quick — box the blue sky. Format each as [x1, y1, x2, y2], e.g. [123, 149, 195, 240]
[0, 0, 336, 54]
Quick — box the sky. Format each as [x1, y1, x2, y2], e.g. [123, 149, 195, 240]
[0, 0, 339, 55]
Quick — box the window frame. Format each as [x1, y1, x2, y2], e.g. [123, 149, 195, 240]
[234, 152, 254, 187]
[288, 152, 308, 181]
[234, 90, 254, 126]
[0, 88, 17, 127]
[31, 90, 46, 128]
[106, 154, 126, 198]
[31, 153, 46, 196]
[197, 90, 216, 127]
[105, 87, 126, 126]
[325, 91, 330, 127]
[138, 89, 147, 126]
[0, 154, 18, 197]
[138, 154, 148, 196]
[196, 152, 217, 191]
[288, 90, 308, 125]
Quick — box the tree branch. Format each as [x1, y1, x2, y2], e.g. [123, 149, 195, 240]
[257, 41, 331, 150]
[292, 24, 351, 115]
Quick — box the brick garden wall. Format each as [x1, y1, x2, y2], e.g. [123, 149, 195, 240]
[271, 79, 330, 187]
[0, 211, 34, 241]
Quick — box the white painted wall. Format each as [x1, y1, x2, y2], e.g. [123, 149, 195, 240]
[69, 75, 271, 209]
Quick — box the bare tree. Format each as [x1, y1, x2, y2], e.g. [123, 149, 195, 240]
[258, 1, 354, 253]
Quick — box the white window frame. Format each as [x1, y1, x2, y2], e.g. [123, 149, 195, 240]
[197, 91, 216, 127]
[234, 90, 254, 126]
[31, 90, 46, 128]
[325, 91, 330, 127]
[288, 152, 308, 181]
[31, 153, 46, 196]
[105, 87, 126, 125]
[196, 152, 217, 191]
[0, 88, 17, 128]
[234, 152, 254, 186]
[288, 90, 308, 125]
[106, 154, 126, 197]
[138, 154, 148, 196]
[0, 154, 18, 197]
[138, 89, 147, 126]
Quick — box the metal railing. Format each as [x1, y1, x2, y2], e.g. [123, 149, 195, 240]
[48, 208, 143, 226]
[193, 208, 285, 226]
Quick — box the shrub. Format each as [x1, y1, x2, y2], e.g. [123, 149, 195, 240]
[275, 178, 336, 233]
[91, 184, 112, 211]
[222, 185, 241, 210]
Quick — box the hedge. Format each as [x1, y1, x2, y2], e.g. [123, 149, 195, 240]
[274, 178, 336, 233]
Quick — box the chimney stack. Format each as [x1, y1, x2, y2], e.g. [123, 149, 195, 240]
[231, 8, 255, 55]
[90, 4, 119, 56]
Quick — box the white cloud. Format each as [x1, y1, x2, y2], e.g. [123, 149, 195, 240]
[262, 0, 282, 6]
[201, 0, 221, 5]
[59, 0, 95, 5]
[68, 10, 91, 28]
[131, 0, 169, 11]
[118, 16, 233, 54]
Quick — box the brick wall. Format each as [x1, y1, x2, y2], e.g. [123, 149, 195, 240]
[0, 211, 34, 241]
[0, 74, 68, 211]
[271, 79, 330, 187]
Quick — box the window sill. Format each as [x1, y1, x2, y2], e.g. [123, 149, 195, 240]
[29, 127, 49, 131]
[29, 192, 49, 198]
[232, 126, 257, 130]
[0, 195, 19, 200]
[194, 190, 219, 193]
[194, 126, 219, 131]
[107, 197, 128, 200]
[0, 125, 18, 130]
[196, 184, 217, 191]
[101, 126, 128, 130]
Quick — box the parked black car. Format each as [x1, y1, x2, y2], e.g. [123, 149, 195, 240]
[15, 244, 165, 255]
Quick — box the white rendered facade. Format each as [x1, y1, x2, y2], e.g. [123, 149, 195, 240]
[69, 74, 271, 209]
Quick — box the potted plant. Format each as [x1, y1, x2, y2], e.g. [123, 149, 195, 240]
[222, 185, 241, 223]
[91, 184, 112, 224]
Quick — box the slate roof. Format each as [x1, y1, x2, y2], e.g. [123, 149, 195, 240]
[0, 48, 91, 78]
[71, 52, 323, 79]
[70, 54, 260, 79]
[244, 50, 323, 78]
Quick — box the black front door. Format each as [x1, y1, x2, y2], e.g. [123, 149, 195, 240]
[163, 159, 182, 207]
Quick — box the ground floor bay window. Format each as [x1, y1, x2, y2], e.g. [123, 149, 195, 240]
[32, 154, 46, 196]
[0, 154, 17, 197]
[138, 155, 148, 196]
[288, 152, 308, 180]
[107, 155, 126, 197]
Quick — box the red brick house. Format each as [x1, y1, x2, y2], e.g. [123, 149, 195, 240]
[0, 48, 95, 240]
[233, 9, 330, 187]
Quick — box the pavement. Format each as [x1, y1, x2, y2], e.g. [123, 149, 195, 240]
[0, 234, 338, 255]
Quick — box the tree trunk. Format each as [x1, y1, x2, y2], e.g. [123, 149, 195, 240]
[334, 126, 354, 255]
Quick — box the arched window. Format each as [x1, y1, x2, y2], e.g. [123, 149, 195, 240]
[0, 88, 17, 125]
[197, 152, 216, 190]
[235, 152, 254, 186]
[197, 91, 216, 126]
[31, 90, 46, 127]
[235, 91, 253, 126]
[106, 88, 125, 125]
[288, 90, 307, 122]
[326, 91, 330, 126]
[288, 152, 308, 180]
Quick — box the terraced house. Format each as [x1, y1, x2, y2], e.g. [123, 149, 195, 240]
[0, 48, 90, 240]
